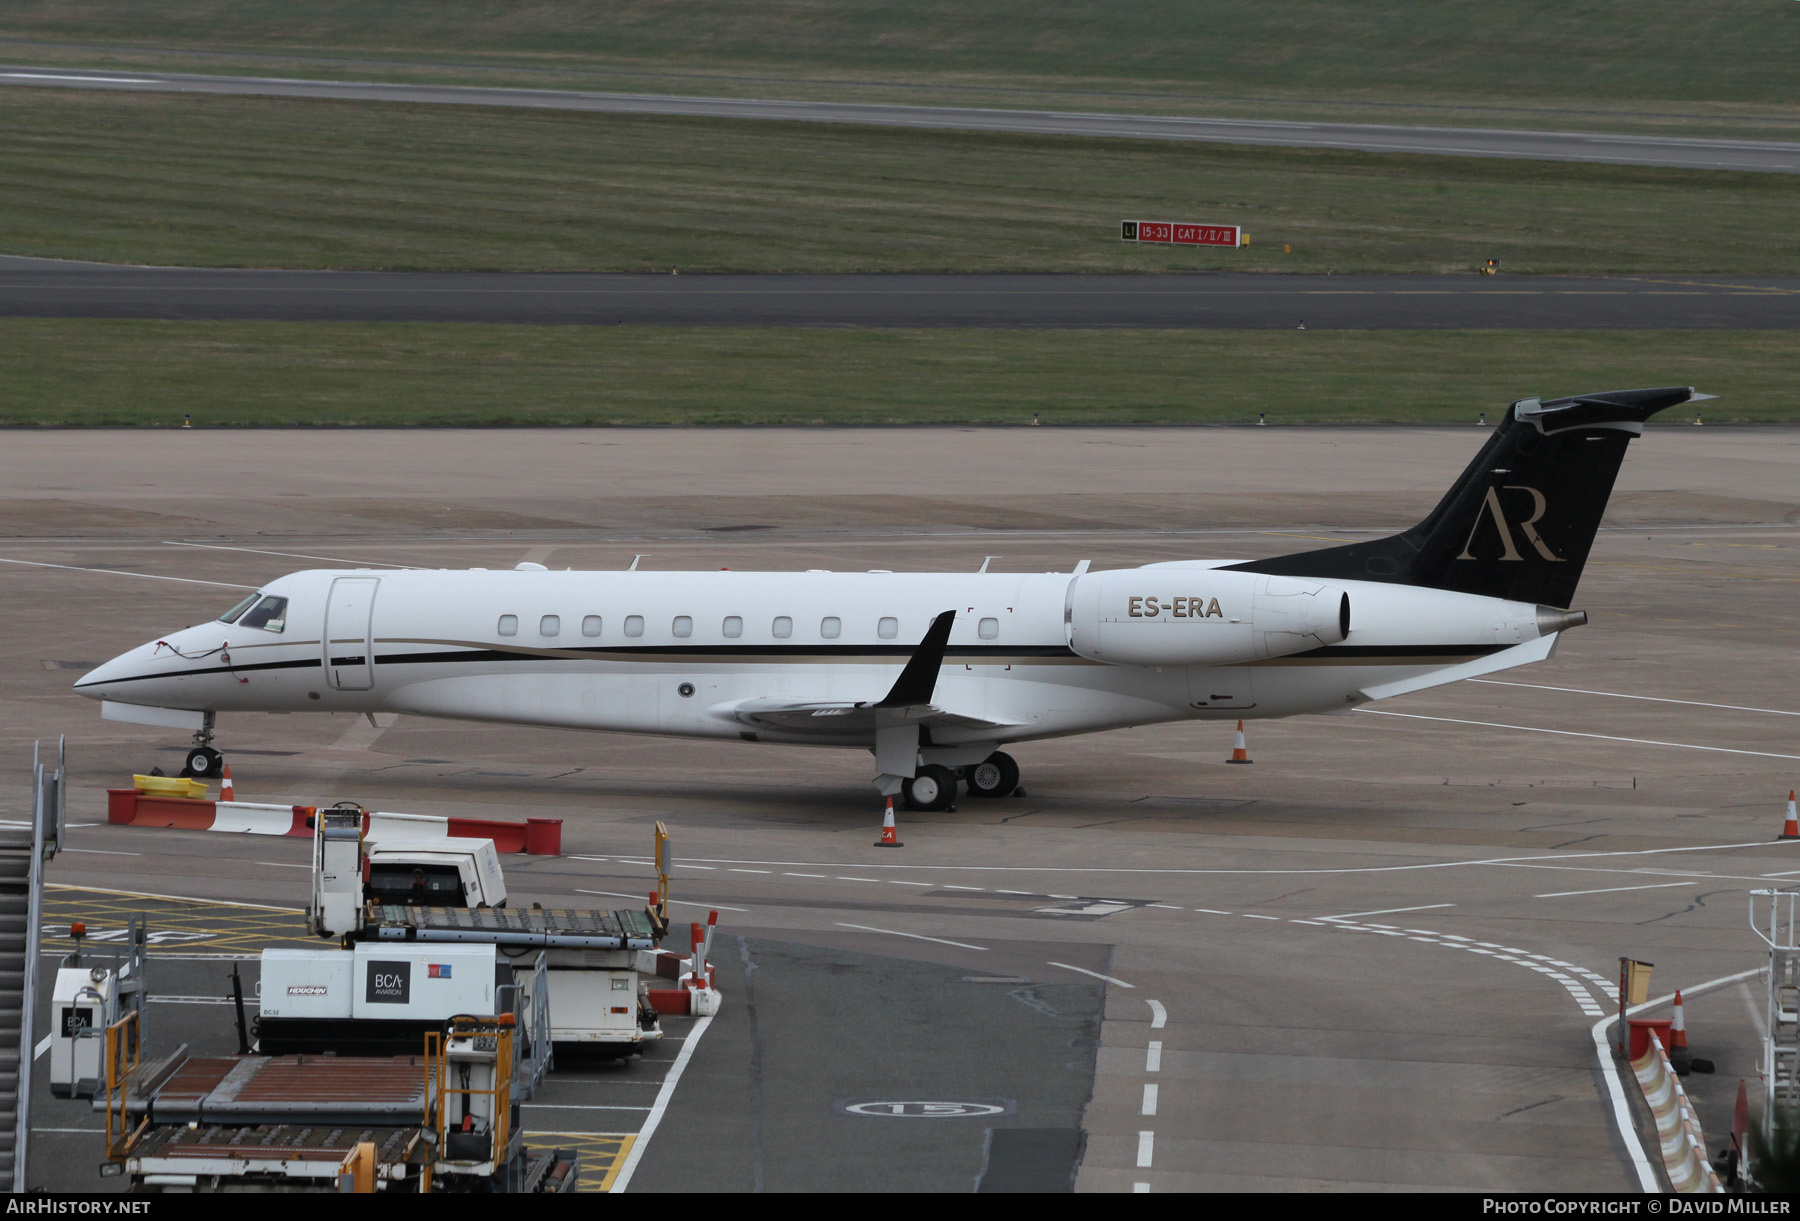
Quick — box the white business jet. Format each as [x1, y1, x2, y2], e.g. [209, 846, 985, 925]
[77, 387, 1699, 810]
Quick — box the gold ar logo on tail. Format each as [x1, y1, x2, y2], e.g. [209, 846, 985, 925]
[1456, 485, 1563, 563]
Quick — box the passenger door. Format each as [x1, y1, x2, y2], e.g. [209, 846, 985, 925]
[323, 577, 380, 691]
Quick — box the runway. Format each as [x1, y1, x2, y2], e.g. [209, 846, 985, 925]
[7, 425, 1798, 1190]
[5, 259, 1799, 328]
[4, 66, 1798, 174]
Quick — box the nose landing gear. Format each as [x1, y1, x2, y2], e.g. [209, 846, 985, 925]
[179, 713, 224, 779]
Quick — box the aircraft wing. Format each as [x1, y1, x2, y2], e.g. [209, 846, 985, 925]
[727, 608, 1027, 737]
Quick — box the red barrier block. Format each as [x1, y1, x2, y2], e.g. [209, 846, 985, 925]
[646, 988, 692, 1016]
[525, 817, 562, 856]
[1628, 1017, 1675, 1060]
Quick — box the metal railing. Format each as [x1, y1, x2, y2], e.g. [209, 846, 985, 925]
[102, 1009, 144, 1163]
[424, 1016, 515, 1175]
[15, 737, 66, 1191]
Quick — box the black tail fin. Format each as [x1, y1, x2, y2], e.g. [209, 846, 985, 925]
[1226, 386, 1705, 608]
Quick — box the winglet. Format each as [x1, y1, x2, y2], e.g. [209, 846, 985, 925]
[876, 610, 957, 708]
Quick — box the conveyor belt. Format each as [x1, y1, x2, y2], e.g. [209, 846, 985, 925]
[361, 904, 659, 950]
[118, 1054, 429, 1125]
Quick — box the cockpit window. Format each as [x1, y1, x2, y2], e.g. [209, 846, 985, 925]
[238, 595, 288, 632]
[219, 594, 259, 624]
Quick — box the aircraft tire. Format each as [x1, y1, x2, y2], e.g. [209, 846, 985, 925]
[903, 764, 958, 812]
[964, 751, 1020, 799]
[183, 746, 224, 779]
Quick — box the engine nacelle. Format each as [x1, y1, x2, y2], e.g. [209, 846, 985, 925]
[1066, 567, 1349, 666]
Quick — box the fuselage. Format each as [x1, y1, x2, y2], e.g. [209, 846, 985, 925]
[76, 564, 1558, 748]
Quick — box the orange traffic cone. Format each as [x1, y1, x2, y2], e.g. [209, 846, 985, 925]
[1226, 720, 1253, 765]
[1783, 791, 1798, 840]
[874, 797, 903, 848]
[220, 763, 235, 803]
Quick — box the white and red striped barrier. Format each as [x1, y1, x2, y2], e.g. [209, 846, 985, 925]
[105, 789, 561, 855]
[1632, 1031, 1723, 1193]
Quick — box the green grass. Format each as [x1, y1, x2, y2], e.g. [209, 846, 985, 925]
[1, 321, 1791, 426]
[2, 2, 1798, 138]
[5, 90, 1799, 274]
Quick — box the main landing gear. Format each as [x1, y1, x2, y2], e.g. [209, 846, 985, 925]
[179, 713, 224, 779]
[900, 751, 1025, 811]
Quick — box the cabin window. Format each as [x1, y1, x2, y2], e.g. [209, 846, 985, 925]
[540, 614, 560, 637]
[878, 616, 899, 640]
[820, 616, 841, 639]
[239, 596, 289, 633]
[582, 615, 602, 637]
[772, 616, 793, 639]
[624, 615, 645, 638]
[722, 616, 743, 638]
[219, 594, 259, 624]
[979, 617, 999, 640]
[672, 615, 693, 638]
[497, 614, 519, 637]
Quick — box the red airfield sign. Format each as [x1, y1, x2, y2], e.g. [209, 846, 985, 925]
[1121, 220, 1242, 247]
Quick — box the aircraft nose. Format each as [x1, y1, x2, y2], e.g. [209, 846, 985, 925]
[73, 641, 160, 700]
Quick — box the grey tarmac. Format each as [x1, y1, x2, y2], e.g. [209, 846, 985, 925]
[4, 258, 1799, 328]
[3, 66, 1798, 174]
[6, 425, 1797, 1191]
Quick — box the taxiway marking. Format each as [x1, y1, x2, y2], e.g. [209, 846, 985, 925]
[0, 555, 253, 588]
[162, 540, 418, 569]
[608, 1013, 715, 1194]
[834, 922, 988, 951]
[1322, 904, 1456, 919]
[1470, 678, 1799, 718]
[1534, 881, 1698, 898]
[1146, 1000, 1167, 1029]
[574, 888, 749, 913]
[1048, 961, 1135, 988]
[1358, 707, 1800, 761]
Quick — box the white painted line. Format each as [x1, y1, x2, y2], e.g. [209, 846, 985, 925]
[1321, 904, 1455, 920]
[942, 884, 984, 891]
[995, 889, 1032, 895]
[835, 922, 988, 951]
[254, 861, 311, 870]
[609, 1012, 714, 1193]
[1471, 678, 1800, 718]
[837, 876, 881, 883]
[1289, 919, 1327, 926]
[1146, 1041, 1162, 1072]
[0, 556, 254, 589]
[2, 72, 159, 84]
[521, 1103, 653, 1111]
[1192, 908, 1233, 915]
[1146, 1000, 1167, 1029]
[677, 864, 715, 871]
[568, 856, 610, 863]
[1142, 1084, 1159, 1116]
[574, 888, 749, 913]
[33, 1035, 50, 1061]
[1764, 869, 1800, 878]
[1358, 708, 1800, 761]
[1242, 914, 1281, 921]
[888, 880, 932, 887]
[1146, 903, 1180, 910]
[672, 837, 1800, 877]
[162, 540, 417, 568]
[1134, 1183, 1150, 1194]
[63, 848, 140, 857]
[1137, 1131, 1154, 1169]
[1048, 961, 1134, 989]
[727, 868, 771, 874]
[45, 884, 302, 913]
[1535, 881, 1698, 898]
[785, 872, 827, 879]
